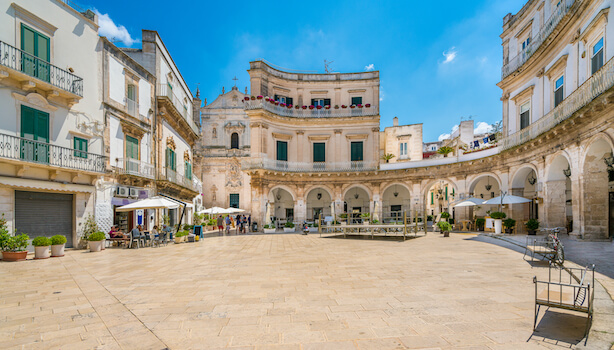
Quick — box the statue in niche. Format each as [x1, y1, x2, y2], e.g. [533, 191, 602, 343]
[211, 185, 217, 202]
[212, 127, 217, 138]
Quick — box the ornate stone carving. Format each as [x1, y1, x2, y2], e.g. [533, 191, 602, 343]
[224, 121, 246, 134]
[166, 136, 176, 150]
[211, 184, 217, 202]
[184, 150, 191, 162]
[225, 158, 242, 188]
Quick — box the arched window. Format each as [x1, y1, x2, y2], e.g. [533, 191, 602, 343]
[230, 133, 239, 149]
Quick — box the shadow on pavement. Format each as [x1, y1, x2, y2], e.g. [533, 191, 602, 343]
[531, 309, 588, 348]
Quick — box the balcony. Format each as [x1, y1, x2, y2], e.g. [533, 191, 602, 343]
[243, 154, 379, 172]
[157, 84, 199, 134]
[126, 98, 138, 117]
[157, 167, 201, 193]
[501, 2, 573, 79]
[501, 56, 614, 150]
[0, 132, 106, 173]
[244, 100, 378, 118]
[0, 40, 83, 98]
[114, 158, 155, 179]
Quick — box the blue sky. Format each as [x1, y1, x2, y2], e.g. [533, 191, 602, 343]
[87, 0, 526, 142]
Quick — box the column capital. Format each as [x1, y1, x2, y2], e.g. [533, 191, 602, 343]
[334, 129, 342, 134]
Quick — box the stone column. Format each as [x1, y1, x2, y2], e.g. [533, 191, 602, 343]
[510, 188, 527, 234]
[544, 180, 567, 228]
[371, 127, 380, 165]
[250, 122, 261, 155]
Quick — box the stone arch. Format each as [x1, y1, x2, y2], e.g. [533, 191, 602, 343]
[304, 184, 334, 200]
[267, 185, 296, 202]
[420, 178, 459, 199]
[544, 152, 572, 231]
[467, 172, 502, 194]
[305, 186, 334, 221]
[545, 151, 572, 181]
[579, 132, 614, 172]
[267, 186, 296, 222]
[421, 178, 459, 218]
[381, 182, 411, 195]
[341, 183, 373, 200]
[510, 163, 539, 189]
[381, 182, 412, 220]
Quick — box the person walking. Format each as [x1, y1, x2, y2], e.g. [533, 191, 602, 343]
[224, 215, 231, 234]
[247, 215, 252, 232]
[216, 215, 223, 234]
[238, 215, 244, 234]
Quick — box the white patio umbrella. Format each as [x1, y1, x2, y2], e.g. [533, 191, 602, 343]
[373, 201, 379, 222]
[330, 201, 335, 222]
[265, 202, 272, 225]
[226, 208, 245, 214]
[452, 197, 484, 207]
[197, 206, 231, 215]
[483, 192, 532, 212]
[116, 196, 179, 211]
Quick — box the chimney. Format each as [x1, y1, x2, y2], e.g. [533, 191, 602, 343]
[393, 116, 398, 127]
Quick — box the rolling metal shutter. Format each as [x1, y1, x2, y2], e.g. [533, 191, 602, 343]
[15, 191, 73, 247]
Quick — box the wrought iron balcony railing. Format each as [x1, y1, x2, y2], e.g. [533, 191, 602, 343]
[0, 40, 84, 97]
[242, 154, 379, 172]
[0, 132, 106, 173]
[501, 56, 614, 150]
[114, 158, 155, 179]
[157, 167, 201, 193]
[501, 2, 573, 79]
[157, 84, 199, 134]
[244, 100, 379, 118]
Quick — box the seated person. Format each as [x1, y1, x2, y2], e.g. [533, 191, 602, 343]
[108, 225, 126, 239]
[131, 225, 142, 238]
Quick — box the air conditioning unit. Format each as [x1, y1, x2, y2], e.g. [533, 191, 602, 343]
[117, 187, 129, 197]
[129, 188, 138, 198]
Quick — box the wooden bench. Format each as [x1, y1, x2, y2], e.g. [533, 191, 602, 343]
[524, 234, 564, 265]
[534, 263, 595, 339]
[107, 237, 129, 247]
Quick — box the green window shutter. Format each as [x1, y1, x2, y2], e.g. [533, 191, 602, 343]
[229, 194, 239, 208]
[351, 142, 363, 161]
[286, 97, 293, 106]
[351, 97, 362, 105]
[20, 24, 49, 82]
[431, 192, 434, 205]
[185, 161, 192, 180]
[277, 141, 287, 161]
[126, 136, 139, 159]
[445, 187, 448, 201]
[74, 137, 88, 158]
[313, 143, 325, 162]
[310, 99, 316, 106]
[324, 99, 331, 106]
[21, 106, 36, 140]
[171, 150, 176, 170]
[165, 148, 170, 168]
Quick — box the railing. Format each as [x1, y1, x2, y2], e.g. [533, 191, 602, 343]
[501, 56, 614, 150]
[126, 98, 138, 117]
[501, 2, 573, 79]
[244, 100, 378, 118]
[114, 158, 155, 179]
[157, 167, 200, 193]
[157, 84, 199, 134]
[0, 41, 84, 97]
[242, 154, 379, 172]
[0, 132, 106, 173]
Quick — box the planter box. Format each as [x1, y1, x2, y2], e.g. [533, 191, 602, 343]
[308, 227, 318, 233]
[2, 251, 27, 261]
[51, 244, 65, 257]
[175, 237, 183, 244]
[263, 228, 276, 234]
[34, 246, 50, 259]
[89, 241, 103, 252]
[494, 219, 503, 234]
[283, 228, 295, 233]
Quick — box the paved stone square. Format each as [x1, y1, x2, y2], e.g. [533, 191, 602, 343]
[0, 232, 605, 349]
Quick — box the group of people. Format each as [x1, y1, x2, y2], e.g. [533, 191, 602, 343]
[216, 214, 251, 234]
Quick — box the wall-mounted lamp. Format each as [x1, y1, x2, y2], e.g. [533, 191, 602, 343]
[563, 166, 571, 178]
[528, 172, 537, 185]
[317, 192, 322, 200]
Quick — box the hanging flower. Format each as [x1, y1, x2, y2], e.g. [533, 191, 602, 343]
[341, 105, 347, 108]
[334, 105, 340, 109]
[265, 97, 270, 101]
[365, 103, 371, 108]
[250, 96, 256, 100]
[357, 104, 363, 108]
[280, 103, 286, 107]
[316, 105, 323, 109]
[287, 104, 293, 108]
[295, 105, 300, 109]
[275, 101, 279, 105]
[350, 105, 356, 108]
[309, 105, 315, 109]
[302, 105, 307, 109]
[325, 105, 331, 109]
[244, 97, 250, 101]
[257, 95, 263, 99]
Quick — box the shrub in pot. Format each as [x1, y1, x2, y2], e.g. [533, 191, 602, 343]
[1, 232, 30, 262]
[437, 221, 453, 237]
[440, 212, 450, 221]
[50, 235, 67, 257]
[503, 218, 516, 234]
[283, 221, 295, 233]
[475, 218, 485, 231]
[489, 212, 506, 234]
[263, 224, 276, 234]
[32, 236, 52, 259]
[361, 213, 370, 225]
[526, 219, 540, 235]
[88, 231, 105, 252]
[174, 231, 188, 243]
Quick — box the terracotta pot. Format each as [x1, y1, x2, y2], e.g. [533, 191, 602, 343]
[89, 241, 103, 252]
[51, 244, 65, 257]
[34, 246, 50, 259]
[2, 251, 28, 262]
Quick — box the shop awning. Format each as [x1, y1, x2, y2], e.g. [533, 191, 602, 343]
[0, 176, 94, 193]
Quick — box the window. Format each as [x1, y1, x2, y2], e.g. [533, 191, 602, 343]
[313, 142, 325, 162]
[185, 161, 192, 180]
[230, 132, 239, 149]
[165, 148, 176, 171]
[276, 141, 288, 161]
[311, 98, 331, 107]
[20, 24, 50, 82]
[399, 142, 408, 157]
[592, 37, 604, 75]
[520, 101, 530, 130]
[351, 141, 363, 161]
[20, 105, 49, 163]
[351, 97, 362, 105]
[521, 36, 531, 51]
[229, 194, 239, 208]
[554, 76, 564, 107]
[126, 136, 139, 159]
[274, 95, 293, 106]
[431, 192, 434, 205]
[127, 84, 136, 101]
[73, 137, 88, 158]
[391, 205, 402, 219]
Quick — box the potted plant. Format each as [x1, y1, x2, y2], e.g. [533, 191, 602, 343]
[361, 213, 370, 225]
[309, 222, 319, 233]
[475, 218, 485, 231]
[51, 235, 67, 257]
[365, 103, 371, 108]
[263, 224, 276, 234]
[437, 221, 453, 237]
[503, 218, 516, 234]
[283, 221, 295, 233]
[1, 231, 29, 262]
[341, 105, 347, 108]
[526, 219, 540, 235]
[440, 212, 450, 221]
[32, 236, 52, 259]
[381, 153, 395, 163]
[207, 218, 217, 231]
[334, 105, 339, 109]
[490, 211, 507, 234]
[87, 231, 105, 252]
[437, 146, 454, 157]
[175, 231, 188, 243]
[257, 95, 263, 100]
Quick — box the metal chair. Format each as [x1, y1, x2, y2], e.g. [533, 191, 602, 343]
[129, 231, 144, 249]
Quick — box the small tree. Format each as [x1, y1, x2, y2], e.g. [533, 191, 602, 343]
[437, 146, 454, 157]
[80, 214, 99, 246]
[381, 153, 395, 163]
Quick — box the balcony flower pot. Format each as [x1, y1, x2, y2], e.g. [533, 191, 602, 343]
[295, 105, 300, 109]
[316, 105, 322, 109]
[280, 103, 286, 107]
[265, 97, 270, 101]
[302, 106, 307, 109]
[357, 104, 363, 108]
[2, 251, 28, 262]
[274, 102, 279, 105]
[309, 105, 315, 109]
[244, 97, 250, 101]
[257, 95, 263, 99]
[250, 96, 255, 100]
[287, 104, 293, 108]
[325, 105, 331, 109]
[341, 105, 347, 108]
[32, 236, 52, 260]
[365, 104, 371, 108]
[350, 105, 356, 108]
[334, 105, 340, 109]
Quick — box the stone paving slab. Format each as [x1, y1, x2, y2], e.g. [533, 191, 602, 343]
[0, 232, 610, 349]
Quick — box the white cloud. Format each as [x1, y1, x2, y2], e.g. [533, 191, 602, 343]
[451, 124, 459, 132]
[364, 63, 375, 71]
[94, 9, 139, 47]
[379, 86, 385, 102]
[474, 121, 493, 134]
[438, 133, 450, 141]
[442, 47, 457, 64]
